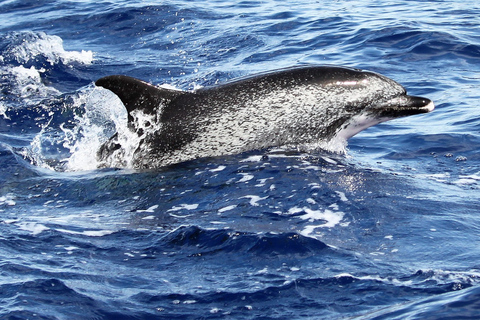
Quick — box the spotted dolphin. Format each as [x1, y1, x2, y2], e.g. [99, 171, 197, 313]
[95, 65, 434, 169]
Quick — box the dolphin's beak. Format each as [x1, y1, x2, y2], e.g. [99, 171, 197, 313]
[374, 95, 434, 118]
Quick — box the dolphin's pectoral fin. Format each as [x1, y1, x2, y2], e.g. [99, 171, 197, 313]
[95, 75, 184, 127]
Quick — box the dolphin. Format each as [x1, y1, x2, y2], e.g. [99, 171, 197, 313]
[95, 65, 434, 169]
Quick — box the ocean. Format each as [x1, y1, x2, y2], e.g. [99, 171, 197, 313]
[1, 0, 480, 319]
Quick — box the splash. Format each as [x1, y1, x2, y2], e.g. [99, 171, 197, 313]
[26, 86, 127, 172]
[25, 85, 170, 171]
[2, 65, 60, 102]
[306, 136, 348, 155]
[95, 108, 157, 169]
[3, 31, 93, 66]
[0, 31, 94, 107]
[61, 88, 127, 171]
[0, 101, 8, 119]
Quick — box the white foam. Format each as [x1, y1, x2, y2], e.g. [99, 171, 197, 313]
[0, 101, 8, 119]
[56, 228, 114, 237]
[63, 246, 79, 251]
[167, 203, 199, 212]
[418, 173, 450, 183]
[329, 203, 339, 211]
[17, 222, 50, 235]
[237, 173, 254, 183]
[455, 178, 477, 185]
[288, 207, 304, 215]
[297, 205, 346, 237]
[210, 221, 227, 224]
[241, 155, 264, 162]
[335, 191, 348, 202]
[136, 205, 159, 213]
[334, 273, 355, 278]
[210, 308, 221, 314]
[255, 177, 273, 187]
[0, 194, 16, 206]
[218, 205, 237, 213]
[299, 208, 344, 227]
[300, 225, 320, 236]
[9, 32, 93, 66]
[210, 165, 226, 172]
[455, 173, 480, 186]
[2, 65, 60, 101]
[3, 219, 19, 224]
[241, 195, 268, 206]
[308, 136, 348, 154]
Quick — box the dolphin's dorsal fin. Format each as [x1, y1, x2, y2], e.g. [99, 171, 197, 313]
[95, 75, 184, 124]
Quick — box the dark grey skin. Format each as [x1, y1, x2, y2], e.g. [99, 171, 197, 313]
[95, 65, 434, 169]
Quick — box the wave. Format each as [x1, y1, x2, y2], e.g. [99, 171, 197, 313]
[3, 268, 477, 319]
[1, 31, 93, 66]
[363, 28, 480, 62]
[159, 225, 328, 257]
[0, 31, 93, 104]
[357, 284, 480, 320]
[127, 267, 480, 319]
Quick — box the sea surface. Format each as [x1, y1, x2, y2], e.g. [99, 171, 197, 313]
[1, 0, 480, 319]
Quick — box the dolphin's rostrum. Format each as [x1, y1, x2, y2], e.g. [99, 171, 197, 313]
[95, 65, 434, 169]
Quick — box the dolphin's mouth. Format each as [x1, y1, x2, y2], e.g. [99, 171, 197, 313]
[374, 95, 435, 118]
[336, 95, 434, 140]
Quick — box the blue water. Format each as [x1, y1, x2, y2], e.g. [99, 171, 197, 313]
[1, 0, 480, 319]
